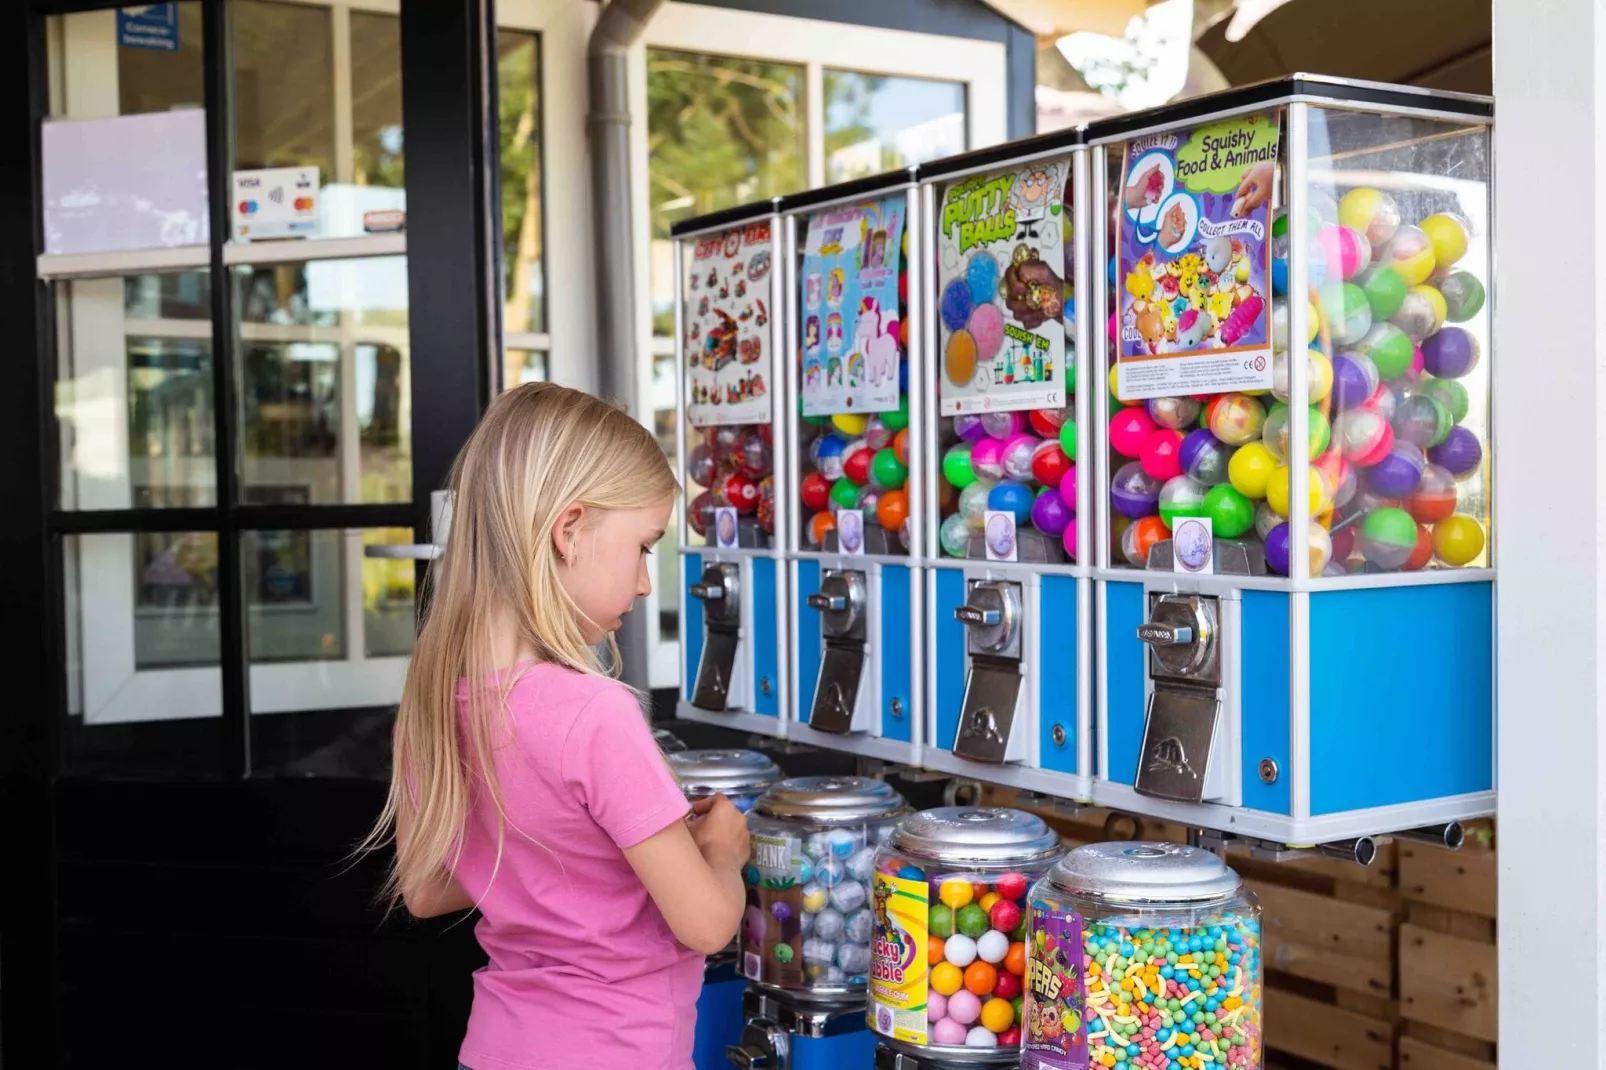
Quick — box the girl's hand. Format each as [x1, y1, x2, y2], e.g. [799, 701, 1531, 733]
[689, 794, 752, 873]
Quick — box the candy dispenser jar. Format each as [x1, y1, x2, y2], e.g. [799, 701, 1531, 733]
[728, 777, 911, 1070]
[1023, 843, 1262, 1070]
[673, 201, 789, 739]
[869, 807, 1064, 1064]
[667, 749, 782, 1070]
[654, 727, 688, 754]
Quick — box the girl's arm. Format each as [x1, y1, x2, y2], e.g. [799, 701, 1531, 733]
[623, 803, 747, 955]
[396, 801, 476, 919]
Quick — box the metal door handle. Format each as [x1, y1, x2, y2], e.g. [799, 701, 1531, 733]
[807, 592, 847, 611]
[955, 606, 1001, 626]
[690, 583, 726, 600]
[1137, 623, 1192, 645]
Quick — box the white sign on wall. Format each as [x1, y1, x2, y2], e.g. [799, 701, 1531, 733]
[233, 166, 321, 241]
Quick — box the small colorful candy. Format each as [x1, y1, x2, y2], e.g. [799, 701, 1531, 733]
[1208, 393, 1268, 446]
[1122, 515, 1170, 567]
[1229, 441, 1278, 500]
[1319, 280, 1372, 346]
[1429, 426, 1483, 477]
[1439, 271, 1486, 322]
[1421, 326, 1480, 379]
[1158, 475, 1208, 529]
[1359, 507, 1419, 570]
[1111, 461, 1164, 519]
[1434, 514, 1486, 566]
[1407, 464, 1459, 523]
[1030, 487, 1072, 538]
[1381, 224, 1436, 286]
[1110, 405, 1157, 457]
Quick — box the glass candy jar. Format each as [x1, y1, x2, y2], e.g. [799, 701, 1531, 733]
[654, 727, 688, 753]
[667, 748, 781, 814]
[742, 776, 911, 999]
[1023, 843, 1263, 1070]
[868, 807, 1064, 1060]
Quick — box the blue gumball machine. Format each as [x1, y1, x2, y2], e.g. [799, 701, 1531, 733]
[783, 172, 925, 765]
[674, 201, 790, 739]
[918, 131, 1096, 802]
[668, 750, 785, 1070]
[1091, 77, 1494, 852]
[726, 777, 910, 1070]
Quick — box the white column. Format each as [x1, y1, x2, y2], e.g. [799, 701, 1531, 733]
[1493, 0, 1606, 1061]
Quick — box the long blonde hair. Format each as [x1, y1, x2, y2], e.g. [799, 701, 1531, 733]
[366, 382, 679, 907]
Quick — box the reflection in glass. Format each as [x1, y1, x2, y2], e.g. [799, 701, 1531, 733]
[647, 49, 804, 337]
[234, 0, 335, 180]
[499, 31, 545, 335]
[232, 258, 411, 504]
[824, 71, 966, 183]
[351, 12, 405, 190]
[111, 3, 206, 117]
[55, 273, 217, 511]
[504, 349, 548, 390]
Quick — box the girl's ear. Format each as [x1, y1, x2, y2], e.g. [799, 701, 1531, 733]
[551, 502, 587, 563]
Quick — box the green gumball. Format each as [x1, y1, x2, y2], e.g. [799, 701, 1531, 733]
[929, 904, 955, 939]
[957, 902, 989, 938]
[774, 943, 795, 964]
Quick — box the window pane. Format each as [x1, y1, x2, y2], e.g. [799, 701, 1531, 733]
[49, 6, 205, 119]
[246, 527, 415, 779]
[63, 532, 223, 778]
[824, 71, 966, 183]
[234, 1, 335, 179]
[647, 49, 804, 337]
[499, 31, 545, 335]
[504, 348, 548, 390]
[351, 12, 405, 190]
[55, 272, 217, 511]
[233, 257, 411, 504]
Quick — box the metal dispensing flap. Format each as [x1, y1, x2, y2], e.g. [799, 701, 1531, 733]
[754, 775, 909, 823]
[667, 748, 782, 797]
[654, 727, 687, 753]
[889, 806, 1062, 865]
[1046, 842, 1242, 902]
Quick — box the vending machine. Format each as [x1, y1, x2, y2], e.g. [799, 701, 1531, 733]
[674, 199, 791, 738]
[783, 171, 926, 765]
[919, 130, 1096, 801]
[1091, 76, 1494, 848]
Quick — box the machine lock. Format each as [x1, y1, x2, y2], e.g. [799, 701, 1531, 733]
[691, 561, 743, 712]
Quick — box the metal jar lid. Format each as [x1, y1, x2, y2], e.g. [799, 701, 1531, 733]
[890, 806, 1062, 866]
[667, 748, 781, 797]
[654, 727, 687, 753]
[753, 775, 909, 824]
[1045, 842, 1242, 902]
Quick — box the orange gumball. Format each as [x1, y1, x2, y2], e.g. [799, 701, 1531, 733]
[1004, 942, 1027, 977]
[929, 934, 947, 965]
[808, 511, 837, 547]
[963, 960, 998, 997]
[877, 489, 910, 533]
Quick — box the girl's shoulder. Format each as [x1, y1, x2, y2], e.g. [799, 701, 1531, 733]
[505, 663, 645, 727]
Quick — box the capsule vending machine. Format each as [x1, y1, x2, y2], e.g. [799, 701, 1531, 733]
[1092, 77, 1494, 850]
[785, 173, 924, 763]
[920, 132, 1095, 798]
[675, 201, 789, 737]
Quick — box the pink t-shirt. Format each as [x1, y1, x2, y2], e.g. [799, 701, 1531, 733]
[451, 663, 700, 1070]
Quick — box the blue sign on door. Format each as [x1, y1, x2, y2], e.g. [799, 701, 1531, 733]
[119, 5, 180, 52]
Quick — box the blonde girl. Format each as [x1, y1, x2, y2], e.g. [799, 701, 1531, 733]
[368, 383, 751, 1070]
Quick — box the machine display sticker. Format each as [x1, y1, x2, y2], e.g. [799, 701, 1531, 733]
[984, 509, 1018, 563]
[1173, 515, 1214, 575]
[742, 833, 805, 988]
[837, 509, 865, 555]
[1115, 110, 1280, 401]
[713, 506, 739, 550]
[685, 220, 774, 428]
[800, 197, 905, 417]
[870, 871, 929, 1045]
[1022, 905, 1089, 1070]
[937, 157, 1072, 416]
